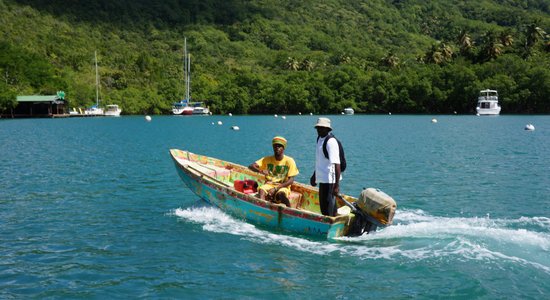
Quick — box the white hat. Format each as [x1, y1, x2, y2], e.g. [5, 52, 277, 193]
[314, 117, 332, 130]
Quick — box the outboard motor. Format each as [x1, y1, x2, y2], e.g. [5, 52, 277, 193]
[356, 188, 396, 226]
[343, 188, 397, 236]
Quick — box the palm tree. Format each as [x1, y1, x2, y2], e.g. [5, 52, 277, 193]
[525, 23, 546, 48]
[483, 40, 504, 60]
[440, 43, 454, 60]
[499, 32, 514, 47]
[285, 57, 299, 71]
[381, 52, 400, 68]
[425, 44, 444, 64]
[300, 59, 315, 71]
[458, 31, 473, 54]
[481, 31, 503, 61]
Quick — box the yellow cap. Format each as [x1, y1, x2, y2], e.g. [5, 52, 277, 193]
[272, 136, 287, 148]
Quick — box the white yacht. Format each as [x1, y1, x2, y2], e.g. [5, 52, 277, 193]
[192, 103, 210, 115]
[84, 105, 104, 116]
[476, 89, 501, 115]
[104, 104, 122, 116]
[343, 107, 354, 115]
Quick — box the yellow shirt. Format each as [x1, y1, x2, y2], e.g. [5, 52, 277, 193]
[255, 155, 299, 184]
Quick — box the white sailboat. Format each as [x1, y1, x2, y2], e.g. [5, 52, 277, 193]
[172, 39, 209, 115]
[85, 51, 104, 116]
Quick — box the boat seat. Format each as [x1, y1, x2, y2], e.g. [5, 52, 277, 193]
[178, 159, 231, 181]
[289, 191, 303, 209]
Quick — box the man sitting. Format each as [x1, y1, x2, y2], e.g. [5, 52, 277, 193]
[248, 136, 299, 207]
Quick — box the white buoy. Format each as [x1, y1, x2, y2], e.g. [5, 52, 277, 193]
[145, 115, 152, 122]
[231, 126, 240, 131]
[274, 114, 278, 118]
[228, 113, 232, 116]
[476, 113, 480, 116]
[524, 124, 535, 131]
[281, 116, 286, 119]
[341, 112, 345, 115]
[389, 112, 391, 115]
[211, 122, 214, 125]
[431, 118, 438, 123]
[217, 121, 223, 125]
[310, 112, 313, 116]
[298, 112, 302, 115]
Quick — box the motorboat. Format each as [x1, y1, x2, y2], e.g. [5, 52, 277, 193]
[170, 149, 397, 239]
[192, 103, 210, 115]
[104, 104, 122, 116]
[344, 108, 354, 115]
[476, 89, 501, 115]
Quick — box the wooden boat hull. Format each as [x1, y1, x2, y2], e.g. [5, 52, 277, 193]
[170, 149, 396, 239]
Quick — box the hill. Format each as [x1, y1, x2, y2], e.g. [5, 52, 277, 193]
[1, 0, 549, 114]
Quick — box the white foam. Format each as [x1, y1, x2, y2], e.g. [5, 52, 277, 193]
[171, 207, 550, 273]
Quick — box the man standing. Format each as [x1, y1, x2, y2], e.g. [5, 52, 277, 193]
[249, 136, 299, 207]
[310, 118, 341, 216]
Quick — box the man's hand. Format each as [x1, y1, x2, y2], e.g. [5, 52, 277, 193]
[333, 183, 340, 196]
[310, 174, 316, 186]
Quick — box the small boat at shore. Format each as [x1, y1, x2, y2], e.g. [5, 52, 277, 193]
[170, 149, 397, 239]
[344, 107, 354, 115]
[104, 104, 122, 116]
[476, 89, 501, 115]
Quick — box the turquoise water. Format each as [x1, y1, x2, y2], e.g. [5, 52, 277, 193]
[1, 115, 549, 298]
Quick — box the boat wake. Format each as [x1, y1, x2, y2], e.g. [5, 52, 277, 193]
[172, 207, 550, 273]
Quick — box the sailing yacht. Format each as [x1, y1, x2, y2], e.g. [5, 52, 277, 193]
[172, 39, 209, 115]
[84, 51, 104, 116]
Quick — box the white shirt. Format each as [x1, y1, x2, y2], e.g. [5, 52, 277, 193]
[315, 135, 340, 183]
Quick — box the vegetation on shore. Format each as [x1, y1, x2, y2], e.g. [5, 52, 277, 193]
[1, 0, 549, 114]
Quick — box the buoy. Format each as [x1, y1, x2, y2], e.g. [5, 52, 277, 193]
[310, 113, 313, 116]
[228, 113, 232, 116]
[298, 112, 302, 115]
[231, 126, 240, 131]
[389, 112, 391, 115]
[145, 115, 152, 122]
[431, 118, 438, 123]
[274, 114, 278, 118]
[217, 121, 223, 125]
[476, 113, 480, 116]
[281, 116, 286, 119]
[211, 122, 214, 125]
[341, 112, 344, 115]
[524, 124, 535, 131]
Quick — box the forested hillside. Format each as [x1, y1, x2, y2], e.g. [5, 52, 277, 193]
[1, 0, 549, 114]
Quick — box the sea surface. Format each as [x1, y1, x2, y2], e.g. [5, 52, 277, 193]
[1, 114, 549, 299]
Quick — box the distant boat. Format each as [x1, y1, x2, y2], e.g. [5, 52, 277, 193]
[344, 108, 354, 115]
[104, 104, 122, 117]
[84, 51, 104, 116]
[173, 38, 208, 116]
[192, 103, 210, 115]
[69, 108, 79, 115]
[173, 100, 194, 115]
[476, 89, 501, 115]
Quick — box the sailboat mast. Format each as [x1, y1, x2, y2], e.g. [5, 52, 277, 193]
[95, 51, 99, 106]
[183, 38, 188, 102]
[187, 52, 191, 101]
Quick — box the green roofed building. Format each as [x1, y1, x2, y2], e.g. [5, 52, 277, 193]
[6, 94, 67, 118]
